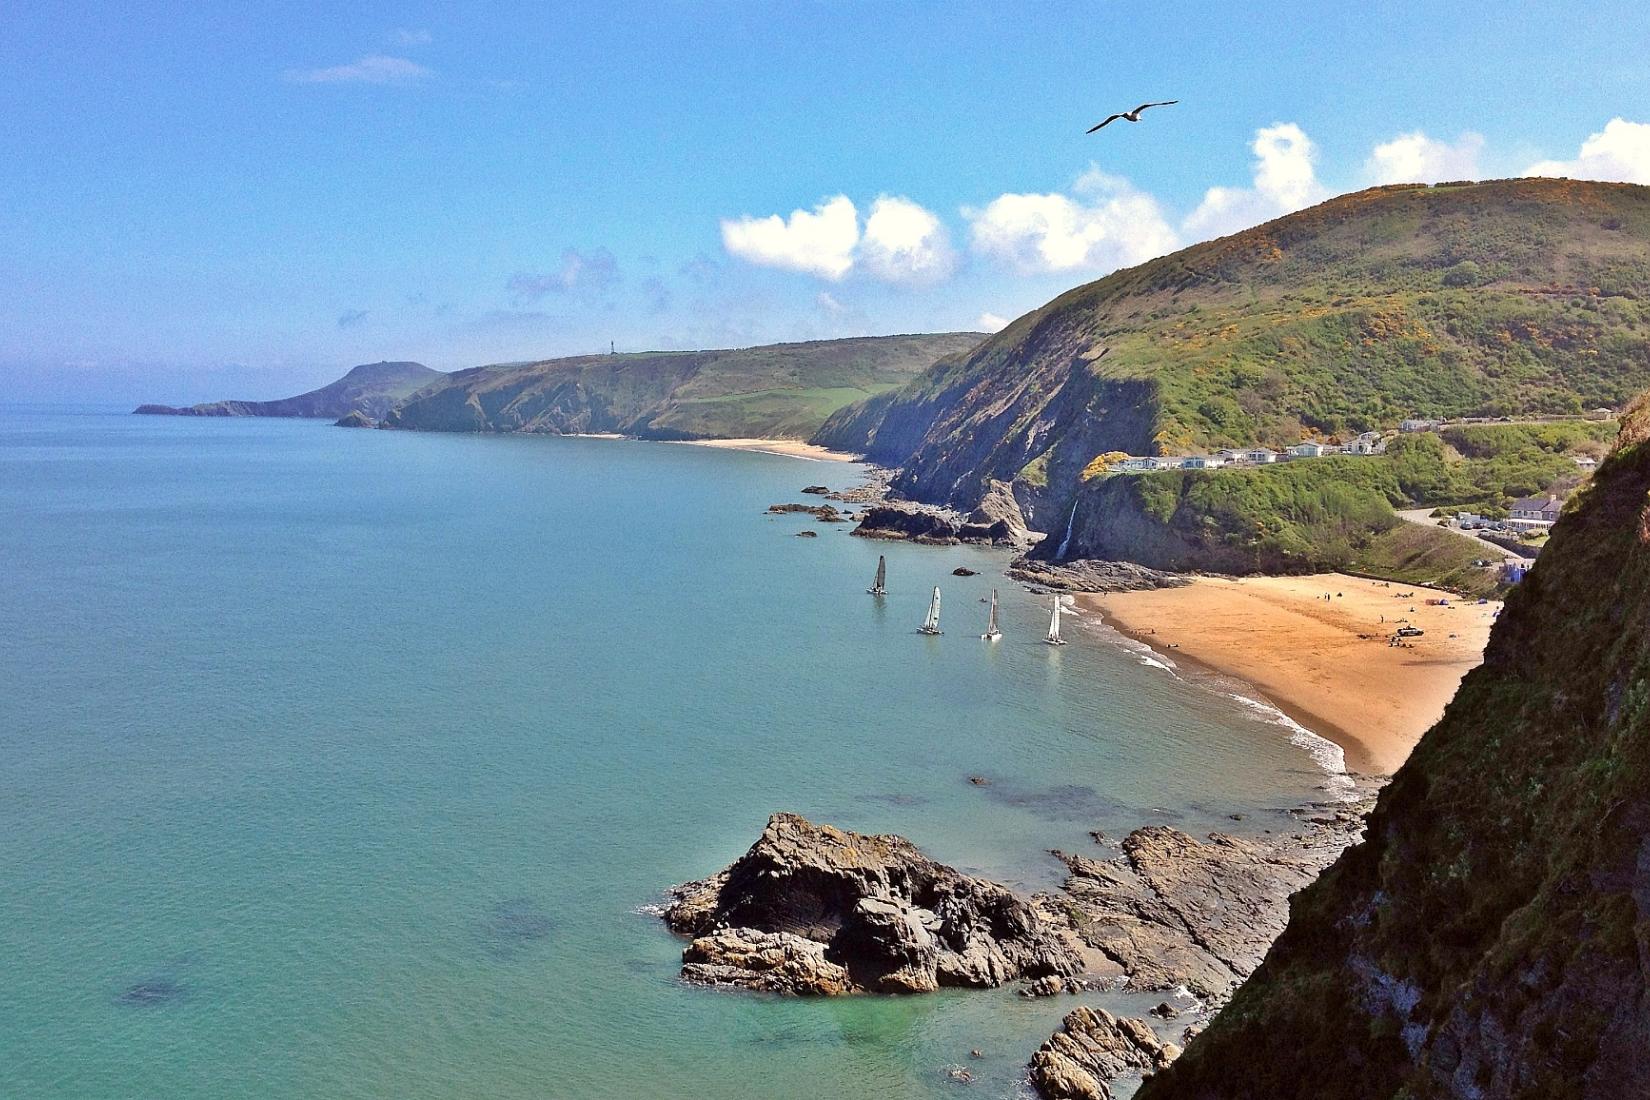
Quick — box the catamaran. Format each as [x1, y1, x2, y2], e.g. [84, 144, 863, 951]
[1045, 595, 1067, 646]
[981, 589, 1002, 641]
[919, 586, 943, 635]
[868, 555, 886, 596]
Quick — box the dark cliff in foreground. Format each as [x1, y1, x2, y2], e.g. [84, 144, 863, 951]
[814, 179, 1650, 528]
[135, 361, 441, 420]
[382, 334, 981, 441]
[1137, 399, 1650, 1099]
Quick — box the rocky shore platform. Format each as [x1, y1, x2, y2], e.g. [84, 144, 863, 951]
[660, 784, 1379, 1099]
[1006, 556, 1189, 594]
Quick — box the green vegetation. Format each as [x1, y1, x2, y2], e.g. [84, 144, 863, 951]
[817, 179, 1650, 515]
[136, 361, 442, 420]
[1137, 395, 1650, 1099]
[1057, 455, 1499, 594]
[385, 333, 982, 440]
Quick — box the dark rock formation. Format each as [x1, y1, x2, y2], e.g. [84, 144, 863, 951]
[852, 503, 964, 544]
[952, 567, 978, 576]
[851, 503, 1021, 546]
[767, 502, 842, 521]
[1007, 557, 1190, 593]
[1051, 797, 1373, 1003]
[1031, 1007, 1181, 1100]
[334, 410, 376, 428]
[1134, 397, 1650, 1098]
[794, 530, 818, 538]
[801, 485, 830, 495]
[661, 813, 1080, 996]
[969, 478, 1037, 548]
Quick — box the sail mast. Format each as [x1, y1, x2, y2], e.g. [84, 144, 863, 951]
[1045, 595, 1067, 646]
[920, 586, 943, 635]
[868, 555, 886, 596]
[982, 589, 1002, 641]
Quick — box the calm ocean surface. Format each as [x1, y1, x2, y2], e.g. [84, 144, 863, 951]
[0, 408, 1337, 1099]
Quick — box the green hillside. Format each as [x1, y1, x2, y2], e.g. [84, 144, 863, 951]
[1134, 398, 1650, 1099]
[814, 179, 1650, 528]
[135, 361, 443, 420]
[383, 333, 982, 440]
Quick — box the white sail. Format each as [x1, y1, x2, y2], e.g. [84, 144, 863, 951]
[868, 555, 886, 595]
[982, 589, 1002, 640]
[920, 586, 943, 634]
[1045, 595, 1067, 646]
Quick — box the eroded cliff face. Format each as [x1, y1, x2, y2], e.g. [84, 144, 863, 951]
[810, 180, 1650, 526]
[1136, 399, 1650, 1099]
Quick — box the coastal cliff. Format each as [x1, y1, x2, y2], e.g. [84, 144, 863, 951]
[813, 179, 1650, 536]
[1131, 397, 1650, 1098]
[381, 333, 981, 441]
[135, 361, 441, 420]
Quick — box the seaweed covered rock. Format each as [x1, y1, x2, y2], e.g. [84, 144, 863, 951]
[661, 813, 1079, 995]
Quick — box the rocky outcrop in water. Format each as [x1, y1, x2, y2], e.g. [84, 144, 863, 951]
[334, 410, 376, 428]
[850, 503, 1022, 546]
[1031, 1007, 1182, 1100]
[661, 813, 1080, 995]
[767, 502, 843, 521]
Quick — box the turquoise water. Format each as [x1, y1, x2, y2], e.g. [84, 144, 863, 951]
[0, 409, 1336, 1098]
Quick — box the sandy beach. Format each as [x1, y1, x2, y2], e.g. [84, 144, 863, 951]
[1081, 573, 1501, 775]
[671, 438, 859, 462]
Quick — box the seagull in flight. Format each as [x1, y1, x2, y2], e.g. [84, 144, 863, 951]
[1087, 100, 1179, 133]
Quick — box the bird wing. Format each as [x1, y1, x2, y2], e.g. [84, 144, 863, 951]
[1086, 113, 1125, 133]
[1134, 100, 1179, 113]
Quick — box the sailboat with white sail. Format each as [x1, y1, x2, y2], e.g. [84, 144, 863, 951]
[919, 586, 943, 635]
[868, 555, 886, 596]
[981, 589, 1002, 641]
[1045, 595, 1067, 646]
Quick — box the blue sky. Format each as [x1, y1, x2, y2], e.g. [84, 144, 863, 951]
[4, 0, 1649, 402]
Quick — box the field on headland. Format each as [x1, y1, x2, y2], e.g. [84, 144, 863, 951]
[1082, 573, 1500, 775]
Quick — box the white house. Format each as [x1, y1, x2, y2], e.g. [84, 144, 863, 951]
[1240, 448, 1281, 464]
[1181, 455, 1226, 470]
[1573, 456, 1598, 472]
[1344, 432, 1387, 456]
[1400, 418, 1442, 433]
[1287, 442, 1330, 458]
[1108, 455, 1174, 474]
[1507, 494, 1563, 528]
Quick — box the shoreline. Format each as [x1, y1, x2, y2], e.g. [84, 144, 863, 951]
[666, 437, 860, 462]
[1078, 573, 1500, 775]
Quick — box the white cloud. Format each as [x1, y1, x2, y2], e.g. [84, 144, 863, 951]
[721, 196, 860, 280]
[816, 291, 847, 315]
[282, 55, 432, 85]
[976, 312, 1010, 332]
[859, 196, 957, 285]
[964, 169, 1179, 275]
[1183, 123, 1327, 239]
[1366, 131, 1484, 184]
[1527, 118, 1650, 184]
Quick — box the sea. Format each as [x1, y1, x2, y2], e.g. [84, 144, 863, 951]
[0, 407, 1344, 1099]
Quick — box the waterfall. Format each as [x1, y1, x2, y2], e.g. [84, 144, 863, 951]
[1056, 499, 1079, 560]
